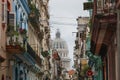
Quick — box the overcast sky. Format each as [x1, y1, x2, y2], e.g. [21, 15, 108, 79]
[49, 0, 89, 69]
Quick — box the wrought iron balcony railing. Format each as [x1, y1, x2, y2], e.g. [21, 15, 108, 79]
[27, 43, 42, 66]
[97, 0, 116, 14]
[28, 3, 40, 29]
[27, 43, 36, 59]
[6, 38, 26, 54]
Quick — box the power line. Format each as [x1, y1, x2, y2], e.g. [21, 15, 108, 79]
[50, 21, 77, 26]
[50, 22, 77, 26]
[50, 15, 77, 19]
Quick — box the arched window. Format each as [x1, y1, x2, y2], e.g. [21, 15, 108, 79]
[60, 42, 62, 49]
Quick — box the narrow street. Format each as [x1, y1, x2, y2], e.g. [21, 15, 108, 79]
[0, 0, 120, 80]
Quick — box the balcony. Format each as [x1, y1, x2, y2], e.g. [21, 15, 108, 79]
[96, 0, 116, 15]
[6, 30, 26, 54]
[27, 43, 36, 59]
[27, 43, 42, 66]
[19, 27, 27, 37]
[41, 51, 49, 57]
[6, 43, 25, 54]
[28, 3, 40, 30]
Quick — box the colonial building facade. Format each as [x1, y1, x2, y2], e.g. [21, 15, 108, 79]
[90, 0, 117, 80]
[73, 17, 90, 80]
[0, 0, 50, 80]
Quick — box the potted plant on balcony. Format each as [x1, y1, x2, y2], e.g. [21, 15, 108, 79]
[41, 50, 49, 57]
[7, 25, 14, 36]
[19, 28, 27, 34]
[28, 3, 40, 29]
[29, 4, 39, 17]
[7, 25, 19, 45]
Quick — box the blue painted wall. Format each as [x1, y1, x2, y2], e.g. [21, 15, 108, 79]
[12, 0, 30, 31]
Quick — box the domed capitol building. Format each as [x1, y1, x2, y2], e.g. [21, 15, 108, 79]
[52, 29, 71, 71]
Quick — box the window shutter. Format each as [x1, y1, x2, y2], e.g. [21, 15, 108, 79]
[8, 12, 15, 26]
[2, 2, 7, 23]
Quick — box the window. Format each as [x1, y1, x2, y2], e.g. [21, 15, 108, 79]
[2, 2, 6, 23]
[60, 42, 62, 49]
[61, 53, 62, 57]
[66, 53, 67, 57]
[8, 12, 15, 26]
[54, 43, 56, 49]
[64, 53, 65, 57]
[62, 44, 64, 49]
[56, 42, 58, 49]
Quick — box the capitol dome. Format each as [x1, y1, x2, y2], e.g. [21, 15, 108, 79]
[52, 29, 71, 70]
[52, 29, 68, 57]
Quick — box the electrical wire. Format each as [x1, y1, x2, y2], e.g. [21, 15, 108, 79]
[50, 16, 77, 19]
[50, 23, 76, 26]
[49, 21, 77, 26]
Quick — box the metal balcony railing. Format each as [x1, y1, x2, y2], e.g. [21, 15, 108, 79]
[6, 37, 26, 54]
[27, 43, 42, 66]
[28, 3, 40, 29]
[97, 0, 116, 14]
[27, 43, 36, 59]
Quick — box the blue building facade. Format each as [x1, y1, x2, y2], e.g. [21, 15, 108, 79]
[7, 0, 41, 80]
